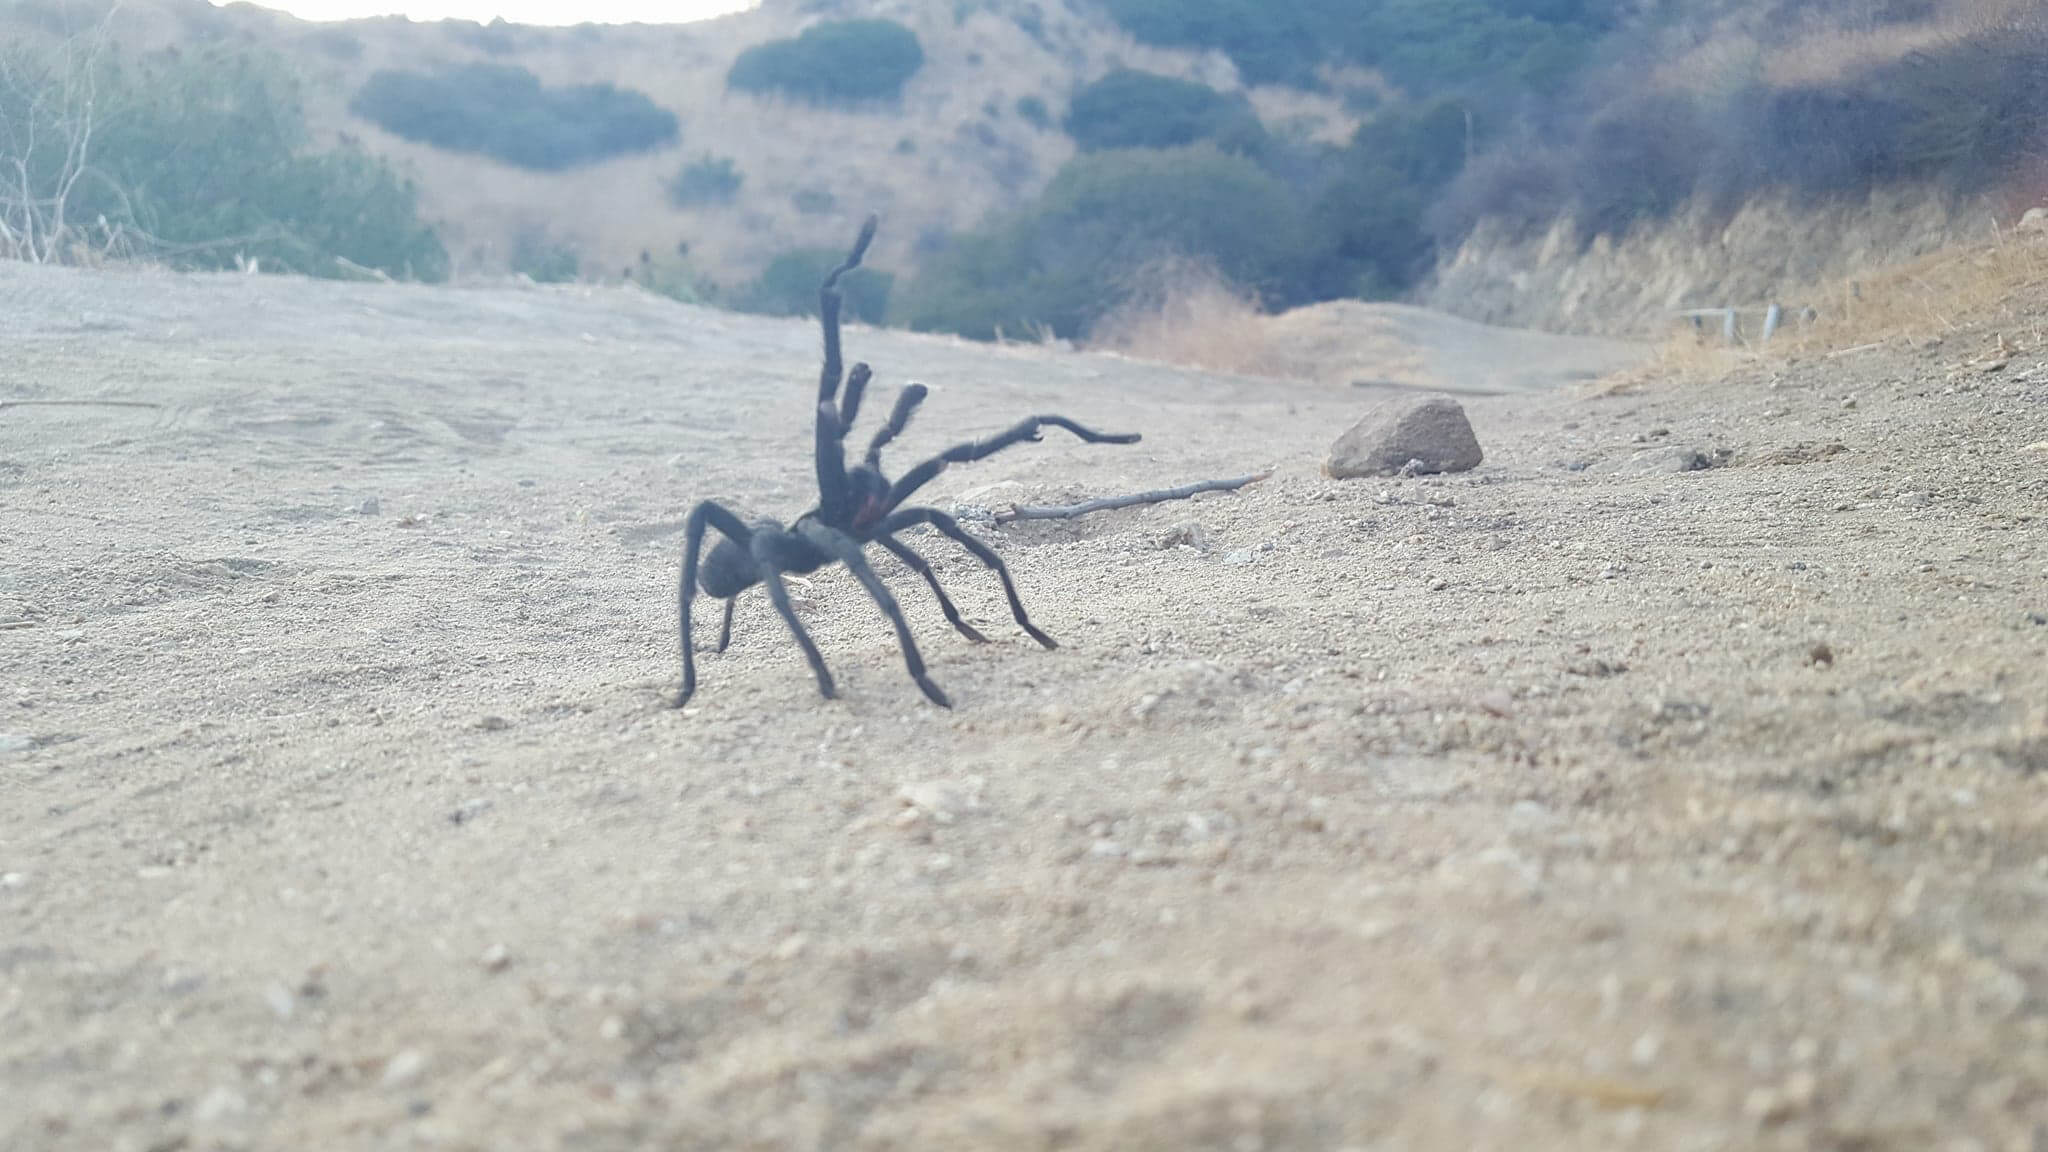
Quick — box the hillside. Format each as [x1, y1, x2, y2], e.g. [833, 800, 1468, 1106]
[1, 0, 1357, 286]
[3, 0, 2042, 344]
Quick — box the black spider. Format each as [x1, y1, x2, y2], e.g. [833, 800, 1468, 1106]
[674, 215, 1141, 709]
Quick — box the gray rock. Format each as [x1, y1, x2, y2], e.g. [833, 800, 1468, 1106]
[1324, 397, 1483, 480]
[1616, 446, 1711, 475]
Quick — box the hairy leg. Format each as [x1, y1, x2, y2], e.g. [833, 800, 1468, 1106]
[799, 523, 951, 708]
[877, 533, 988, 644]
[884, 414, 1141, 512]
[716, 596, 737, 653]
[816, 214, 879, 407]
[881, 507, 1057, 648]
[676, 501, 756, 708]
[753, 532, 837, 700]
[815, 399, 850, 527]
[838, 363, 872, 436]
[864, 383, 928, 467]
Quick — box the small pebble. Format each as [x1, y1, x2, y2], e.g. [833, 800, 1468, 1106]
[480, 944, 511, 973]
[262, 982, 296, 1020]
[195, 1085, 247, 1122]
[382, 1049, 427, 1088]
[1807, 643, 1835, 667]
[1632, 1032, 1662, 1067]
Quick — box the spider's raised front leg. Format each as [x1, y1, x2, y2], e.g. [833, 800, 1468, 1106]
[877, 534, 988, 644]
[676, 500, 755, 708]
[881, 507, 1058, 648]
[797, 521, 952, 708]
[882, 415, 1141, 512]
[864, 383, 927, 467]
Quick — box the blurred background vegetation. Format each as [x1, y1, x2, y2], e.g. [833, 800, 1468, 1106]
[3, 0, 2043, 338]
[1, 37, 446, 278]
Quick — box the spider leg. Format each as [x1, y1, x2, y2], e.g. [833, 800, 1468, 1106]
[838, 363, 872, 436]
[881, 507, 1057, 649]
[753, 532, 837, 701]
[864, 383, 928, 468]
[877, 533, 988, 644]
[798, 522, 952, 708]
[715, 596, 737, 653]
[815, 399, 851, 528]
[676, 500, 755, 708]
[883, 415, 1141, 513]
[817, 214, 879, 407]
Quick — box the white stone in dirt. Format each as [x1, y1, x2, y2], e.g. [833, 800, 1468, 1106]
[896, 777, 985, 825]
[1616, 446, 1712, 475]
[2020, 206, 2048, 234]
[1324, 396, 1483, 479]
[381, 1049, 427, 1088]
[263, 982, 296, 1020]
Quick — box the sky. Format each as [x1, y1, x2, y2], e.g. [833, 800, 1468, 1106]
[220, 0, 754, 25]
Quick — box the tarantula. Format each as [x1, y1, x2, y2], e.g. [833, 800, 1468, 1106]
[674, 215, 1141, 709]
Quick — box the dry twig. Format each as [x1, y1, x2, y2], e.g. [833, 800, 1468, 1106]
[0, 398, 160, 410]
[993, 470, 1271, 524]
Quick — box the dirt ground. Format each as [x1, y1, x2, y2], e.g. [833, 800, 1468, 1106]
[3, 258, 2046, 1152]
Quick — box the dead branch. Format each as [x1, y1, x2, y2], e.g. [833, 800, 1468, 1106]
[0, 398, 161, 410]
[993, 470, 1272, 524]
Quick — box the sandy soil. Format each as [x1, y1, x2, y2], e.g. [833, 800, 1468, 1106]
[3, 260, 2047, 1152]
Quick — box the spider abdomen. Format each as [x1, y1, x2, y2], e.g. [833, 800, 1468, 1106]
[700, 536, 760, 598]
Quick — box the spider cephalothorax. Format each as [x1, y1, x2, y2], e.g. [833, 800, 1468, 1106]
[674, 215, 1141, 709]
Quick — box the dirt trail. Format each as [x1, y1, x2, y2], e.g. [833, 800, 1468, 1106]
[1260, 299, 1648, 395]
[3, 261, 2046, 1152]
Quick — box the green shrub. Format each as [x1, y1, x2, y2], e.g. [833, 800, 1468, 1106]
[900, 145, 1311, 340]
[666, 154, 743, 206]
[733, 248, 892, 323]
[350, 63, 678, 170]
[726, 20, 924, 105]
[1, 45, 446, 279]
[1301, 98, 1476, 297]
[1064, 70, 1269, 158]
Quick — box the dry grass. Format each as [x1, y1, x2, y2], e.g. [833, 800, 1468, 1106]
[1653, 0, 2037, 95]
[1581, 328, 1750, 397]
[1780, 220, 2048, 353]
[1085, 255, 1276, 377]
[1589, 218, 2048, 395]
